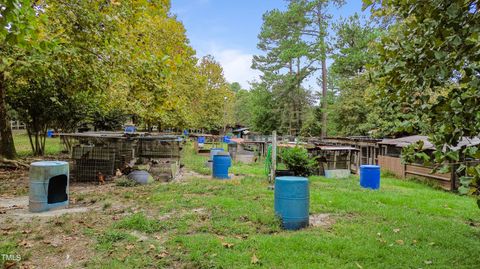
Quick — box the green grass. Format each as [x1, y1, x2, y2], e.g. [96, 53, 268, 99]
[87, 145, 480, 268]
[4, 141, 479, 268]
[13, 131, 63, 157]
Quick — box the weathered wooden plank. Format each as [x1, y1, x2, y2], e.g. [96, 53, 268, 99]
[406, 165, 450, 180]
[378, 155, 405, 179]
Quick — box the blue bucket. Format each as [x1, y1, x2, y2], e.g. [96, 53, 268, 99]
[360, 165, 381, 190]
[47, 130, 54, 138]
[198, 136, 206, 144]
[274, 176, 309, 230]
[223, 136, 231, 143]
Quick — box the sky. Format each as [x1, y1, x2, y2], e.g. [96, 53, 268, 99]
[171, 0, 368, 89]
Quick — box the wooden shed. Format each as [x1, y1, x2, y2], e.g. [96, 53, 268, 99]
[311, 136, 382, 171]
[311, 145, 359, 177]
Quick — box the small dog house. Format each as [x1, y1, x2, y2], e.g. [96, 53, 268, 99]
[29, 161, 69, 212]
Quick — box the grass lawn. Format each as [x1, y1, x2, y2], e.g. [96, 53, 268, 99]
[13, 131, 63, 157]
[1, 143, 480, 268]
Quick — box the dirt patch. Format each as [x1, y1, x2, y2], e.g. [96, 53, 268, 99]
[309, 213, 336, 229]
[0, 196, 97, 226]
[176, 169, 211, 181]
[0, 169, 29, 197]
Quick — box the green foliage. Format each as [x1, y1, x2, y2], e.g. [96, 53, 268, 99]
[252, 1, 343, 136]
[365, 0, 480, 206]
[2, 0, 236, 157]
[279, 147, 318, 176]
[247, 83, 281, 134]
[194, 55, 235, 131]
[329, 14, 379, 136]
[92, 109, 128, 132]
[232, 88, 252, 127]
[0, 0, 41, 159]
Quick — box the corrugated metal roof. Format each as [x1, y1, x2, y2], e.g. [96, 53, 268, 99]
[233, 127, 249, 133]
[378, 135, 480, 150]
[318, 146, 359, 151]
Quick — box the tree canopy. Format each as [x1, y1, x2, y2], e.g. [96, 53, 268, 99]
[1, 0, 235, 157]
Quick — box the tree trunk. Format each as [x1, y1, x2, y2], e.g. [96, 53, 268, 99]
[321, 59, 328, 139]
[0, 72, 16, 159]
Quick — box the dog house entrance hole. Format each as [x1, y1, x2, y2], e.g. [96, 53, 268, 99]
[48, 175, 68, 204]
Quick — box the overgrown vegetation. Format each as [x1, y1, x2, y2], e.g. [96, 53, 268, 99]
[280, 147, 318, 176]
[0, 0, 236, 158]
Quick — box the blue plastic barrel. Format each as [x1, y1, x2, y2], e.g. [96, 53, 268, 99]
[47, 130, 54, 138]
[29, 161, 69, 212]
[274, 176, 309, 230]
[198, 137, 206, 144]
[213, 153, 231, 179]
[210, 148, 224, 160]
[360, 165, 381, 190]
[124, 125, 136, 133]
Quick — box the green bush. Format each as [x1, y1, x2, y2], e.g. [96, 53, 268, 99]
[279, 147, 318, 177]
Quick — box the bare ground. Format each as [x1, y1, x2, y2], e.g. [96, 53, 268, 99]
[0, 166, 205, 268]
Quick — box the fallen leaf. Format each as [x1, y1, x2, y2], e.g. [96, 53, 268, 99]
[251, 253, 259, 264]
[149, 244, 156, 250]
[155, 251, 169, 259]
[428, 242, 435, 246]
[396, 240, 404, 245]
[424, 260, 433, 265]
[4, 261, 17, 269]
[376, 232, 381, 237]
[355, 262, 363, 269]
[393, 228, 400, 233]
[412, 240, 418, 244]
[126, 244, 135, 250]
[222, 242, 234, 249]
[19, 239, 33, 248]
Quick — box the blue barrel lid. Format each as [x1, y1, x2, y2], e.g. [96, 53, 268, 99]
[31, 161, 68, 167]
[360, 165, 380, 169]
[211, 148, 224, 151]
[276, 176, 308, 182]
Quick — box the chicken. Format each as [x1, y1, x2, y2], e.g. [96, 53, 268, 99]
[96, 171, 106, 185]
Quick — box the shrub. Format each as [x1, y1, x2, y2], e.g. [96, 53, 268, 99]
[279, 147, 318, 177]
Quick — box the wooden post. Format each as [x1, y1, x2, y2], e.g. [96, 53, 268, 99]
[333, 151, 337, 169]
[450, 162, 457, 191]
[366, 146, 371, 164]
[271, 131, 277, 183]
[348, 150, 351, 171]
[356, 150, 360, 174]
